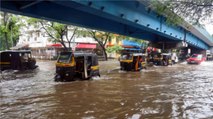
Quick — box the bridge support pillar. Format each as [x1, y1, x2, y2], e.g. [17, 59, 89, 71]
[209, 47, 213, 54]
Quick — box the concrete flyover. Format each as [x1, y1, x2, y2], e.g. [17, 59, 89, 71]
[1, 0, 213, 50]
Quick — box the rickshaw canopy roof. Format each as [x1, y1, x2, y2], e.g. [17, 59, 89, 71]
[59, 51, 97, 57]
[161, 53, 171, 56]
[0, 50, 31, 54]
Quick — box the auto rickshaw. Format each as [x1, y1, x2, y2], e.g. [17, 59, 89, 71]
[152, 53, 162, 65]
[161, 53, 172, 66]
[0, 50, 37, 71]
[55, 51, 100, 81]
[119, 52, 146, 71]
[141, 54, 147, 69]
[152, 53, 172, 66]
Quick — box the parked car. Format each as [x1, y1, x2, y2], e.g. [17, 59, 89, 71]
[186, 54, 206, 64]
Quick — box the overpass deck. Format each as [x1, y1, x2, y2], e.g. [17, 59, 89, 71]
[1, 1, 212, 50]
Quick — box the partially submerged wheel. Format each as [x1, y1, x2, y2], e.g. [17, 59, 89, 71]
[54, 74, 61, 82]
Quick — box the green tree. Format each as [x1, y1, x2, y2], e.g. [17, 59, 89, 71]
[149, 0, 213, 25]
[28, 17, 120, 60]
[78, 29, 123, 60]
[89, 31, 113, 61]
[106, 45, 123, 53]
[28, 18, 77, 51]
[0, 12, 21, 50]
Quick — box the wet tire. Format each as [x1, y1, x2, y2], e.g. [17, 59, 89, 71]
[54, 75, 61, 82]
[66, 76, 75, 81]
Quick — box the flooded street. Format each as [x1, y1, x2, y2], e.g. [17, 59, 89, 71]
[1, 60, 213, 119]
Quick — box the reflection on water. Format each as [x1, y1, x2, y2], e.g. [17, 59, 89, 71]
[1, 60, 213, 119]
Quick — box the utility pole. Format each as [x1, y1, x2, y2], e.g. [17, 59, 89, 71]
[11, 26, 13, 47]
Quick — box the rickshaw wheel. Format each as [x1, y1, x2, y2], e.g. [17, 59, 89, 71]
[66, 76, 75, 81]
[54, 75, 62, 82]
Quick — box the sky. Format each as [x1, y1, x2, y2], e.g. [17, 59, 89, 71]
[203, 14, 213, 36]
[205, 24, 213, 35]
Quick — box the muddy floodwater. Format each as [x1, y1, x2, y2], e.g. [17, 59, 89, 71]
[1, 60, 213, 119]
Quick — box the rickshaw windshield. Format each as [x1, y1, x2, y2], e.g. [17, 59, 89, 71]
[162, 55, 170, 58]
[120, 54, 133, 60]
[58, 53, 72, 63]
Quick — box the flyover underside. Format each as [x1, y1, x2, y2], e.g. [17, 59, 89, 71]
[1, 1, 159, 41]
[0, 1, 210, 50]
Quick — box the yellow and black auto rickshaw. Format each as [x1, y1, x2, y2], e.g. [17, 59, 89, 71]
[141, 53, 147, 69]
[152, 53, 172, 66]
[0, 50, 37, 71]
[161, 53, 172, 66]
[119, 52, 147, 71]
[55, 51, 100, 81]
[152, 53, 162, 65]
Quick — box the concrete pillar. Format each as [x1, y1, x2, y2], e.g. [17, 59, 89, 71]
[210, 47, 213, 54]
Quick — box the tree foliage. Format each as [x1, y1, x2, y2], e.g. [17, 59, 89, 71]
[106, 45, 123, 53]
[88, 31, 113, 61]
[27, 17, 123, 60]
[78, 29, 125, 60]
[28, 18, 118, 60]
[0, 12, 22, 50]
[27, 18, 77, 51]
[149, 0, 213, 25]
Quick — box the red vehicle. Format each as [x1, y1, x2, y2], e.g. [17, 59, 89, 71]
[186, 54, 206, 64]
